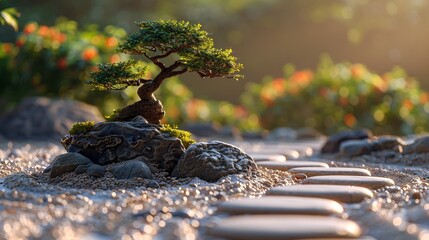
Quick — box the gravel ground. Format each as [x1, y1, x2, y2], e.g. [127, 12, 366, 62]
[0, 141, 293, 239]
[1, 140, 429, 239]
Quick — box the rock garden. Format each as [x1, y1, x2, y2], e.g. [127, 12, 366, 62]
[1, 7, 429, 240]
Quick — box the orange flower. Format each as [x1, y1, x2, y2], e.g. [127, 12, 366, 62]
[319, 87, 329, 97]
[344, 114, 357, 127]
[339, 97, 348, 106]
[271, 78, 285, 92]
[234, 106, 248, 118]
[105, 37, 118, 48]
[2, 43, 13, 54]
[81, 47, 98, 61]
[57, 58, 67, 69]
[420, 93, 429, 104]
[109, 54, 121, 63]
[16, 38, 25, 47]
[23, 23, 37, 34]
[38, 26, 50, 37]
[402, 99, 414, 111]
[290, 70, 313, 85]
[351, 64, 365, 79]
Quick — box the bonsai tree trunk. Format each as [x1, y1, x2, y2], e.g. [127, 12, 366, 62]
[114, 80, 165, 124]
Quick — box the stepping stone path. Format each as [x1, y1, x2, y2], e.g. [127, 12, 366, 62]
[257, 160, 329, 170]
[217, 196, 344, 215]
[208, 215, 362, 239]
[288, 166, 372, 177]
[248, 153, 286, 162]
[209, 140, 399, 239]
[266, 184, 374, 203]
[303, 175, 395, 189]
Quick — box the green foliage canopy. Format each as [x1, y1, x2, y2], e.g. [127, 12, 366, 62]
[88, 20, 243, 91]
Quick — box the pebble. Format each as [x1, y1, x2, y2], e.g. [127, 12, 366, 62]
[111, 160, 153, 180]
[266, 184, 374, 203]
[257, 161, 329, 171]
[340, 139, 372, 157]
[288, 167, 371, 177]
[49, 152, 93, 178]
[321, 129, 372, 154]
[303, 175, 395, 189]
[86, 164, 105, 178]
[216, 196, 344, 215]
[208, 215, 362, 239]
[247, 153, 286, 162]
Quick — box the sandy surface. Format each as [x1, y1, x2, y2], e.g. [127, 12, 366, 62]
[0, 140, 428, 239]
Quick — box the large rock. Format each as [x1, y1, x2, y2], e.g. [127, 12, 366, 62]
[321, 129, 372, 154]
[0, 97, 105, 140]
[61, 116, 185, 173]
[172, 141, 257, 182]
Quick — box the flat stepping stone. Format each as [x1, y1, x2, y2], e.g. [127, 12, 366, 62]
[248, 153, 286, 162]
[257, 161, 329, 171]
[208, 215, 362, 239]
[288, 167, 371, 177]
[303, 175, 395, 189]
[266, 184, 374, 203]
[217, 196, 343, 215]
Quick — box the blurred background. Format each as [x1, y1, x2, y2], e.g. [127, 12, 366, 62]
[1, 0, 429, 136]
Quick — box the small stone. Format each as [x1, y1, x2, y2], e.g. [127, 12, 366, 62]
[217, 196, 344, 215]
[321, 129, 372, 154]
[257, 161, 329, 171]
[49, 152, 93, 178]
[340, 139, 372, 157]
[172, 141, 257, 182]
[74, 163, 92, 174]
[403, 136, 429, 154]
[267, 184, 374, 203]
[288, 167, 371, 177]
[247, 153, 286, 162]
[111, 160, 153, 180]
[371, 136, 405, 151]
[147, 180, 160, 188]
[303, 175, 395, 189]
[207, 215, 362, 239]
[266, 127, 297, 141]
[87, 164, 105, 178]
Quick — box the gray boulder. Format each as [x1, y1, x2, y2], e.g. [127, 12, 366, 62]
[62, 116, 185, 173]
[0, 97, 105, 140]
[111, 160, 153, 179]
[172, 141, 257, 182]
[49, 152, 93, 178]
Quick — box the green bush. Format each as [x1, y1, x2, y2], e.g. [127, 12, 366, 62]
[156, 77, 259, 130]
[242, 56, 429, 135]
[0, 18, 129, 113]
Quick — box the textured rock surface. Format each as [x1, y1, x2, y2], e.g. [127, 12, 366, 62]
[49, 152, 93, 178]
[321, 129, 372, 154]
[172, 141, 257, 182]
[62, 116, 185, 173]
[0, 97, 104, 140]
[111, 160, 153, 179]
[340, 139, 372, 157]
[403, 136, 429, 154]
[340, 136, 405, 157]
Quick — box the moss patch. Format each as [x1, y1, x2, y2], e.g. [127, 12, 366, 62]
[160, 124, 196, 148]
[69, 121, 95, 135]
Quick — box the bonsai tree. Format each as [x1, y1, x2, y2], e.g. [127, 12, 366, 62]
[87, 20, 243, 124]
